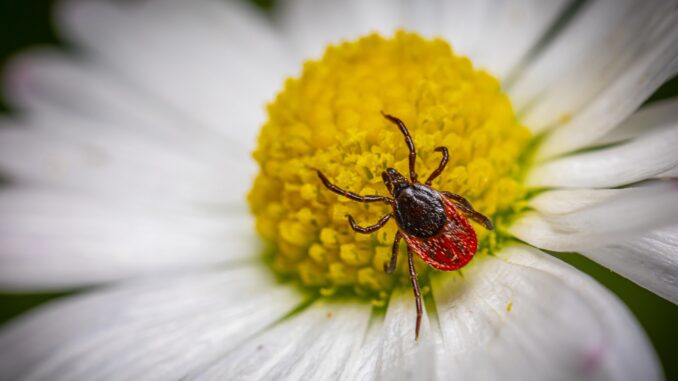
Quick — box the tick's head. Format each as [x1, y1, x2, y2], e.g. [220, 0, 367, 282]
[382, 168, 409, 196]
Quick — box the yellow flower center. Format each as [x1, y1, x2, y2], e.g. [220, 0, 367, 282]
[248, 31, 531, 302]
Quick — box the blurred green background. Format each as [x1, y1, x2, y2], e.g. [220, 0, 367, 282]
[0, 0, 676, 379]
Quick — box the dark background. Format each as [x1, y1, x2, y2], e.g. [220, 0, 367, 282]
[0, 0, 676, 378]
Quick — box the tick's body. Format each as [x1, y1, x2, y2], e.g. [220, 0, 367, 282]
[399, 194, 478, 270]
[316, 112, 493, 339]
[394, 184, 446, 239]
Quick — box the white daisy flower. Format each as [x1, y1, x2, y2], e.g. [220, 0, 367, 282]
[1, 0, 677, 380]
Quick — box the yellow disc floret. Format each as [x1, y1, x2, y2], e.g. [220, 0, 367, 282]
[248, 31, 531, 300]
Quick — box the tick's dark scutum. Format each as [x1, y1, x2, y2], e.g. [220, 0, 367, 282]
[394, 184, 447, 238]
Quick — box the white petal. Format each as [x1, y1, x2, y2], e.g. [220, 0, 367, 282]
[278, 0, 401, 62]
[448, 0, 568, 79]
[4, 49, 245, 165]
[374, 288, 436, 381]
[527, 122, 678, 188]
[658, 166, 678, 178]
[596, 98, 678, 145]
[0, 188, 258, 290]
[0, 122, 251, 207]
[511, 181, 678, 252]
[537, 36, 678, 159]
[279, 0, 568, 80]
[339, 317, 384, 381]
[58, 0, 292, 147]
[0, 265, 305, 381]
[339, 287, 441, 381]
[433, 245, 660, 381]
[528, 188, 622, 215]
[581, 225, 678, 304]
[190, 301, 371, 380]
[509, 0, 678, 152]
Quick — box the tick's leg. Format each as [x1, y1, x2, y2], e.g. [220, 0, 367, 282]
[458, 204, 494, 230]
[347, 213, 392, 234]
[381, 111, 418, 183]
[384, 231, 402, 274]
[316, 170, 394, 205]
[442, 192, 493, 229]
[441, 191, 473, 210]
[407, 248, 423, 340]
[425, 146, 449, 185]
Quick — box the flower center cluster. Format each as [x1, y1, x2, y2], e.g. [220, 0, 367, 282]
[248, 32, 531, 301]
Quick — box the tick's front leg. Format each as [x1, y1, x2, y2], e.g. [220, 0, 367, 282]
[316, 170, 394, 205]
[425, 146, 449, 185]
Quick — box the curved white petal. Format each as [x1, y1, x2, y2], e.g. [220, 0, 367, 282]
[511, 181, 678, 252]
[520, 178, 678, 305]
[511, 0, 678, 118]
[447, 0, 567, 79]
[0, 187, 259, 290]
[57, 0, 293, 147]
[279, 0, 567, 80]
[338, 317, 383, 381]
[374, 288, 436, 381]
[528, 188, 622, 215]
[509, 0, 678, 153]
[596, 98, 678, 145]
[433, 245, 661, 381]
[581, 225, 678, 304]
[277, 0, 401, 62]
[537, 33, 678, 159]
[315, 287, 439, 381]
[189, 301, 370, 380]
[527, 123, 678, 189]
[4, 50, 245, 165]
[0, 265, 305, 381]
[658, 166, 678, 178]
[0, 122, 251, 207]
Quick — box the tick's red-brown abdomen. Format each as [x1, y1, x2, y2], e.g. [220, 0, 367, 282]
[401, 197, 478, 271]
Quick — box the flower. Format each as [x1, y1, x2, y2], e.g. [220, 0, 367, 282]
[1, 0, 677, 380]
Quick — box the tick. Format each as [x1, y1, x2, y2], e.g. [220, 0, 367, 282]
[315, 111, 494, 339]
